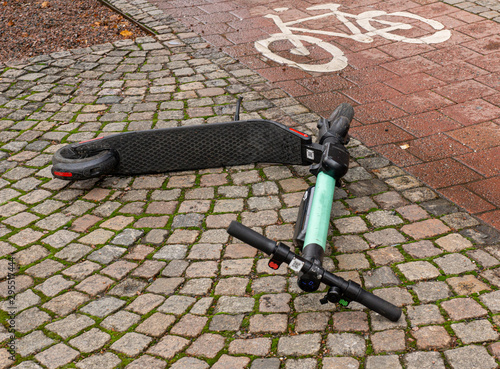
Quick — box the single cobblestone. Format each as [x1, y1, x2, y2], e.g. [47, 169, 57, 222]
[209, 314, 244, 331]
[372, 329, 406, 353]
[147, 335, 190, 359]
[364, 228, 406, 246]
[69, 328, 111, 353]
[413, 325, 452, 350]
[17, 331, 54, 357]
[80, 296, 126, 318]
[124, 355, 166, 369]
[435, 253, 476, 274]
[35, 343, 79, 369]
[35, 275, 74, 297]
[2, 288, 39, 312]
[111, 332, 153, 356]
[363, 266, 401, 288]
[333, 216, 368, 234]
[45, 314, 95, 339]
[403, 240, 442, 258]
[75, 352, 121, 369]
[448, 274, 491, 295]
[99, 308, 139, 331]
[278, 333, 321, 356]
[365, 355, 402, 369]
[452, 319, 498, 344]
[16, 307, 51, 333]
[404, 351, 445, 369]
[442, 297, 488, 320]
[327, 333, 366, 356]
[251, 358, 281, 369]
[402, 219, 451, 239]
[413, 281, 452, 303]
[397, 261, 441, 281]
[42, 291, 89, 316]
[135, 312, 175, 337]
[445, 345, 498, 369]
[435, 233, 473, 252]
[407, 304, 444, 326]
[185, 333, 225, 358]
[249, 314, 288, 333]
[371, 311, 407, 331]
[215, 296, 255, 313]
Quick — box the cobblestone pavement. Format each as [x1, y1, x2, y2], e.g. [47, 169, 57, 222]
[148, 0, 500, 232]
[441, 0, 500, 20]
[0, 1, 500, 369]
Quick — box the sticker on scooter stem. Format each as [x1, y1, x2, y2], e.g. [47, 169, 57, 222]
[289, 257, 305, 272]
[255, 4, 451, 73]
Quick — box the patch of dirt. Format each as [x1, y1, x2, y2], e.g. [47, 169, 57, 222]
[0, 0, 150, 62]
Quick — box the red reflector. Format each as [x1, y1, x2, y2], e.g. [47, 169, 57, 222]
[268, 261, 279, 270]
[54, 171, 73, 177]
[79, 136, 104, 144]
[289, 128, 309, 138]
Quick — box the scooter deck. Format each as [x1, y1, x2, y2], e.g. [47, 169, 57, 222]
[55, 120, 312, 177]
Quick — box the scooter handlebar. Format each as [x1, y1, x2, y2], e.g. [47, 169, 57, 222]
[331, 278, 401, 322]
[355, 286, 402, 322]
[227, 221, 402, 322]
[227, 221, 277, 255]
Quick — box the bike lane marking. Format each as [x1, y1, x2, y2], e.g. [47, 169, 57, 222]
[254, 4, 451, 73]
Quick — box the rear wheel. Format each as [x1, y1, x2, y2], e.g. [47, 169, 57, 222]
[52, 147, 118, 180]
[255, 34, 348, 73]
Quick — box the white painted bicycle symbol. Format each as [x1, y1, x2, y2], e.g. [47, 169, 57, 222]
[255, 4, 451, 73]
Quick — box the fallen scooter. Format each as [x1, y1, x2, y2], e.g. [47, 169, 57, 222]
[51, 100, 402, 321]
[51, 98, 313, 180]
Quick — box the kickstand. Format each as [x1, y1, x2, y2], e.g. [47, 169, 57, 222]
[234, 97, 243, 121]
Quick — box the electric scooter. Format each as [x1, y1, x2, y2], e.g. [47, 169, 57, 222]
[51, 100, 401, 321]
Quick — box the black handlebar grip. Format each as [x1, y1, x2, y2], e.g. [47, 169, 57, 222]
[354, 286, 402, 322]
[227, 221, 277, 255]
[319, 103, 353, 145]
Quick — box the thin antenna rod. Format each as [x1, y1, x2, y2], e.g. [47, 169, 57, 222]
[234, 97, 243, 121]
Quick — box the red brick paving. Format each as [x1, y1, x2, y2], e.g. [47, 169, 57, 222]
[477, 210, 500, 230]
[439, 185, 496, 214]
[466, 177, 500, 206]
[406, 134, 473, 161]
[457, 146, 500, 178]
[406, 158, 484, 188]
[151, 0, 500, 231]
[446, 121, 500, 150]
[392, 111, 462, 137]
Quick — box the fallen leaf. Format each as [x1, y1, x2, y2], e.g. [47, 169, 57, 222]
[120, 30, 133, 37]
[41, 1, 49, 8]
[400, 144, 410, 150]
[7, 20, 14, 26]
